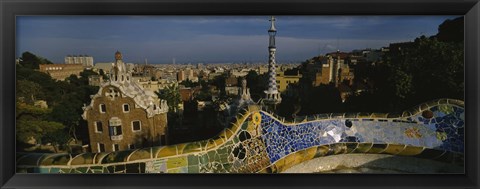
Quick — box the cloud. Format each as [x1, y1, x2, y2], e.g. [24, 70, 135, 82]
[17, 15, 457, 63]
[18, 33, 409, 64]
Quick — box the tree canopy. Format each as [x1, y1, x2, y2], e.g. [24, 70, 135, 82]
[16, 102, 65, 151]
[19, 51, 54, 69]
[16, 52, 100, 152]
[156, 84, 181, 113]
[377, 36, 464, 111]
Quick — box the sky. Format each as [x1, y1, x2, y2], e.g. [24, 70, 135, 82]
[16, 15, 460, 64]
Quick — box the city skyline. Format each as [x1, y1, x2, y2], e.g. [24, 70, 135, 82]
[16, 15, 458, 64]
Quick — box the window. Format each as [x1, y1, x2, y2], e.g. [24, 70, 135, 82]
[99, 104, 106, 113]
[109, 125, 123, 136]
[109, 117, 123, 140]
[123, 104, 130, 112]
[95, 121, 103, 133]
[128, 144, 135, 149]
[98, 143, 105, 153]
[113, 144, 120, 151]
[132, 120, 141, 131]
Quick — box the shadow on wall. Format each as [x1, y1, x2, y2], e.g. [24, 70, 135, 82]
[283, 154, 463, 173]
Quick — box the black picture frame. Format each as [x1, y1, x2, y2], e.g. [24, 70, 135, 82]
[1, 0, 479, 188]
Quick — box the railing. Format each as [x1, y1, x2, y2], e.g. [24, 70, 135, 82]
[110, 135, 123, 141]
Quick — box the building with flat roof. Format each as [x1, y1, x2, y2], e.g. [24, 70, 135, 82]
[65, 55, 94, 67]
[38, 63, 84, 81]
[276, 71, 302, 92]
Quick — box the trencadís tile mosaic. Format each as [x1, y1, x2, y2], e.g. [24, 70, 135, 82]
[16, 99, 464, 173]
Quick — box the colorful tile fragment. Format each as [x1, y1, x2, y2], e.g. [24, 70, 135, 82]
[16, 99, 464, 173]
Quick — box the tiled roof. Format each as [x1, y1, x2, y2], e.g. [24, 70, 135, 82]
[82, 55, 168, 119]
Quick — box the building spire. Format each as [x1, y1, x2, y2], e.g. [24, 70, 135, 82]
[263, 16, 282, 108]
[115, 50, 122, 60]
[111, 51, 129, 83]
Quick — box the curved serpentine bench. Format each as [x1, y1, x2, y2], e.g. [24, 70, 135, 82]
[16, 98, 464, 173]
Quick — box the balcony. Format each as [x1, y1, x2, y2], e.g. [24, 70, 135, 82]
[110, 135, 123, 141]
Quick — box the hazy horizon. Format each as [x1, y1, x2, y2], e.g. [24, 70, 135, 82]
[16, 15, 459, 64]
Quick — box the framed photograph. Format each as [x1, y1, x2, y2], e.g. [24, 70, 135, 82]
[1, 0, 479, 188]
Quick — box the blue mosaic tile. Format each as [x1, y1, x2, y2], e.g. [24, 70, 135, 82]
[260, 103, 464, 164]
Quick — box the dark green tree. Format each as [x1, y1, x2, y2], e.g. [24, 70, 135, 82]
[212, 74, 227, 97]
[16, 80, 44, 104]
[344, 17, 464, 112]
[43, 129, 72, 152]
[180, 78, 197, 88]
[384, 36, 463, 110]
[156, 84, 181, 113]
[277, 95, 297, 119]
[245, 70, 268, 102]
[17, 62, 99, 149]
[16, 102, 66, 151]
[436, 16, 464, 43]
[99, 69, 109, 80]
[48, 95, 84, 141]
[19, 51, 53, 69]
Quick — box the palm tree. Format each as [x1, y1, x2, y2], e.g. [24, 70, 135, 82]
[156, 84, 181, 113]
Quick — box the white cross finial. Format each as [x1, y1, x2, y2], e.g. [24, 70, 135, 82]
[269, 16, 275, 22]
[269, 16, 276, 31]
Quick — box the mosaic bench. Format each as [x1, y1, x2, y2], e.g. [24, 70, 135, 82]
[16, 98, 464, 173]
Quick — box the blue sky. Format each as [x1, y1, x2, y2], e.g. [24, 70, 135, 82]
[16, 16, 459, 64]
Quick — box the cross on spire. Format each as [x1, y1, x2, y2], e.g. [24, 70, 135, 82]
[269, 16, 276, 31]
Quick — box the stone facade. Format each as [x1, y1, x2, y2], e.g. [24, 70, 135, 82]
[177, 70, 185, 82]
[318, 65, 331, 85]
[82, 51, 168, 153]
[308, 52, 355, 87]
[85, 86, 168, 152]
[276, 72, 302, 92]
[38, 64, 84, 81]
[136, 79, 174, 93]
